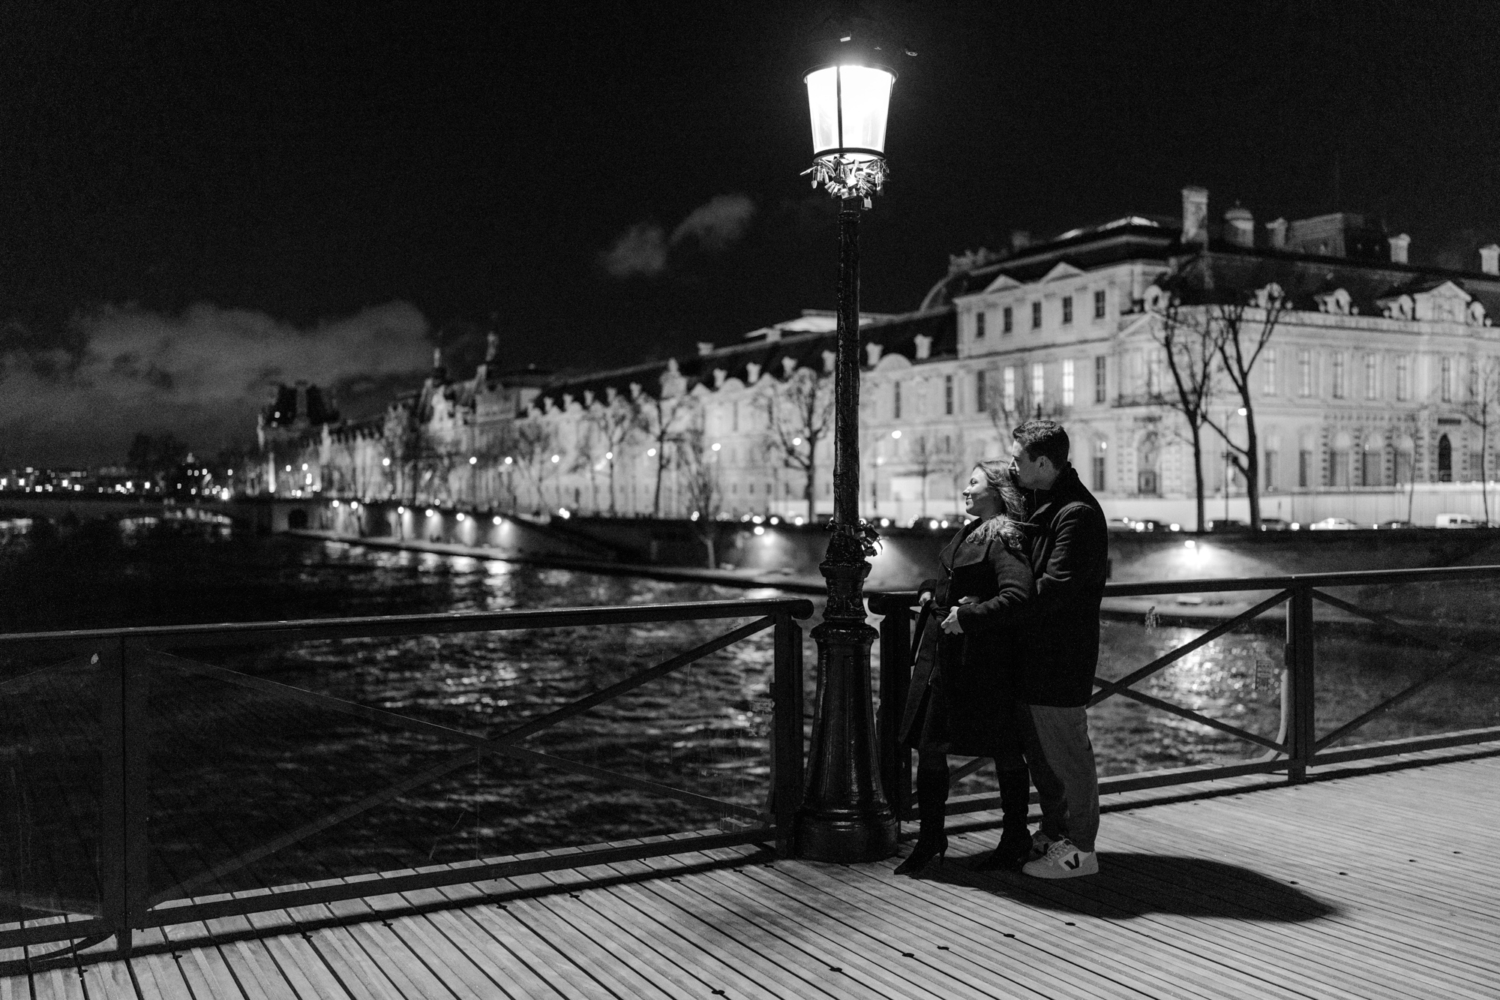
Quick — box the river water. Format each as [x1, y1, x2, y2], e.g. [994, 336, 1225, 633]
[1, 521, 1495, 907]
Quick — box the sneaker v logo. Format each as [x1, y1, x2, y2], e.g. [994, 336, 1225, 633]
[1063, 855, 1081, 870]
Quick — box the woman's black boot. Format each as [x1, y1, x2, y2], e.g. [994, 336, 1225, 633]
[895, 767, 950, 875]
[976, 768, 1033, 870]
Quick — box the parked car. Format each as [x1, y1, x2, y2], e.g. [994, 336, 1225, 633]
[1309, 517, 1356, 530]
[1206, 518, 1248, 532]
[1107, 516, 1137, 532]
[1434, 513, 1477, 529]
[1258, 517, 1291, 531]
[1375, 519, 1412, 529]
[1131, 518, 1164, 532]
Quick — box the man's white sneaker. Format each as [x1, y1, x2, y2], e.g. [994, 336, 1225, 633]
[1021, 838, 1098, 879]
[1028, 830, 1057, 862]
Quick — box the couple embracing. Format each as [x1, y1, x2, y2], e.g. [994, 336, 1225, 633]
[894, 419, 1108, 879]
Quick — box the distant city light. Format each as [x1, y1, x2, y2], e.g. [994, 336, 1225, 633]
[753, 525, 765, 536]
[382, 457, 391, 467]
[647, 448, 657, 457]
[492, 515, 502, 525]
[550, 454, 560, 463]
[891, 430, 902, 439]
[792, 437, 802, 446]
[504, 456, 513, 465]
[711, 442, 722, 452]
[557, 507, 572, 518]
[468, 456, 477, 465]
[605, 451, 613, 460]
[456, 512, 466, 521]
[425, 508, 436, 517]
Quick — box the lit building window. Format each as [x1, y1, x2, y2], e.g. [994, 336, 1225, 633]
[1031, 362, 1045, 404]
[1062, 359, 1075, 406]
[1442, 356, 1454, 402]
[1263, 351, 1278, 395]
[1003, 367, 1016, 412]
[1364, 354, 1379, 400]
[1332, 353, 1346, 399]
[1095, 355, 1107, 403]
[1396, 356, 1410, 401]
[1299, 349, 1313, 397]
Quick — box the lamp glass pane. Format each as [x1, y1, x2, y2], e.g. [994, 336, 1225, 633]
[805, 66, 841, 154]
[833, 65, 892, 154]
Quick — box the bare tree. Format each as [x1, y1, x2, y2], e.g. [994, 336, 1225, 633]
[1456, 355, 1500, 524]
[1150, 282, 1222, 534]
[510, 417, 557, 513]
[905, 432, 943, 519]
[641, 392, 694, 517]
[676, 414, 722, 566]
[586, 392, 645, 516]
[760, 366, 832, 523]
[1201, 282, 1289, 531]
[980, 365, 1064, 450]
[568, 421, 603, 513]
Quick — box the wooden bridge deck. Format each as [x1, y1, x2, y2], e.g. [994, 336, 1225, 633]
[5, 744, 1498, 999]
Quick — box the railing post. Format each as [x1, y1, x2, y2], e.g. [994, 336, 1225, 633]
[873, 594, 913, 820]
[770, 612, 805, 857]
[99, 638, 148, 953]
[1286, 584, 1316, 783]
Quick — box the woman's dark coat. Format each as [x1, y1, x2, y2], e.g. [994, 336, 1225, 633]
[897, 517, 1035, 756]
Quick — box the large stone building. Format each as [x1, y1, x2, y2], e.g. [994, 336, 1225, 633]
[249, 186, 1500, 528]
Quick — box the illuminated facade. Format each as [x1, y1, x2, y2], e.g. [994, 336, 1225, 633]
[251, 187, 1500, 527]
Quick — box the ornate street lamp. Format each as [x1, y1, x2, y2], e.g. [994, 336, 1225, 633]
[794, 38, 899, 862]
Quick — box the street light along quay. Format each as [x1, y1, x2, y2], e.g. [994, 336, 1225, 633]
[794, 28, 900, 862]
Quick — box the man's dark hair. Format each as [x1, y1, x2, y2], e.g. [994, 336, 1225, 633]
[1013, 419, 1070, 468]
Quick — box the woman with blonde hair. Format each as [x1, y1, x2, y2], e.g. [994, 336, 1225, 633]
[894, 459, 1037, 874]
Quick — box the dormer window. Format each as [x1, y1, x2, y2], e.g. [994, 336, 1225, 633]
[1031, 302, 1042, 330]
[1094, 289, 1106, 319]
[1062, 296, 1073, 325]
[1003, 306, 1013, 334]
[975, 311, 986, 339]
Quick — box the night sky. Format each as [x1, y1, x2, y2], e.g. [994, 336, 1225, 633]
[2, 0, 1498, 466]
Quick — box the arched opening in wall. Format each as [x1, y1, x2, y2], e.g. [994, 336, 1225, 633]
[1362, 432, 1385, 487]
[1136, 432, 1160, 496]
[1331, 431, 1352, 488]
[1439, 434, 1453, 482]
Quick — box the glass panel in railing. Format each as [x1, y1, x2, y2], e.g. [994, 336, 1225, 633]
[0, 645, 106, 938]
[1312, 575, 1500, 752]
[1093, 592, 1289, 776]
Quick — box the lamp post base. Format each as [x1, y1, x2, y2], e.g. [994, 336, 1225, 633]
[795, 527, 898, 863]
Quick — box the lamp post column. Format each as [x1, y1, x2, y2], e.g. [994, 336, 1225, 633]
[796, 196, 899, 862]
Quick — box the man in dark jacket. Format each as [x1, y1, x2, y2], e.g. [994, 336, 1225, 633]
[1009, 419, 1108, 878]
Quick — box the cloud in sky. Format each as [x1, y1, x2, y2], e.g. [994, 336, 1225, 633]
[600, 193, 756, 278]
[0, 301, 432, 466]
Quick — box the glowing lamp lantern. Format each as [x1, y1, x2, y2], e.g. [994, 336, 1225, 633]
[803, 61, 895, 205]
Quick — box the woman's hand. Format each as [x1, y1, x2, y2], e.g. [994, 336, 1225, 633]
[941, 597, 974, 634]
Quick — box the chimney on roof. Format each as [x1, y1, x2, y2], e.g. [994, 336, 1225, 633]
[1388, 234, 1410, 265]
[864, 342, 883, 366]
[913, 334, 932, 360]
[1181, 187, 1209, 245]
[1266, 218, 1287, 249]
[1481, 244, 1500, 275]
[1224, 204, 1254, 248]
[697, 341, 714, 356]
[1010, 230, 1031, 253]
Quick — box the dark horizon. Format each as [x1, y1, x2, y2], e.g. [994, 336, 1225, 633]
[3, 0, 1498, 467]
